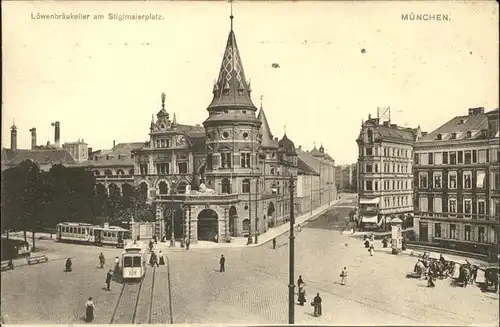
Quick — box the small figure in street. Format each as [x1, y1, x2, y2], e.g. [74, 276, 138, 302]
[114, 257, 120, 273]
[98, 253, 105, 268]
[298, 281, 306, 306]
[297, 224, 302, 233]
[298, 275, 304, 286]
[149, 240, 154, 252]
[340, 267, 347, 285]
[65, 258, 72, 272]
[7, 260, 14, 270]
[382, 236, 389, 248]
[186, 239, 190, 250]
[439, 254, 446, 264]
[136, 235, 141, 242]
[153, 234, 158, 244]
[158, 251, 165, 265]
[370, 233, 375, 242]
[85, 297, 96, 323]
[427, 275, 436, 287]
[272, 238, 277, 249]
[364, 238, 370, 248]
[401, 237, 406, 251]
[312, 293, 322, 317]
[369, 244, 375, 256]
[150, 252, 159, 267]
[105, 269, 113, 291]
[219, 254, 226, 272]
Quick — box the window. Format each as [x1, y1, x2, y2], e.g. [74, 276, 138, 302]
[448, 171, 457, 189]
[433, 172, 442, 189]
[242, 179, 250, 193]
[420, 153, 429, 165]
[140, 164, 148, 175]
[374, 181, 378, 190]
[458, 151, 463, 164]
[472, 150, 477, 163]
[476, 171, 485, 188]
[366, 181, 373, 191]
[464, 198, 472, 216]
[450, 224, 457, 239]
[414, 153, 419, 164]
[221, 178, 231, 194]
[221, 152, 232, 168]
[433, 197, 442, 213]
[156, 163, 170, 175]
[449, 152, 456, 165]
[419, 196, 428, 212]
[434, 223, 441, 238]
[464, 151, 472, 164]
[463, 171, 472, 189]
[367, 130, 373, 143]
[449, 198, 457, 214]
[419, 172, 428, 188]
[374, 164, 378, 172]
[177, 162, 188, 174]
[479, 226, 486, 243]
[434, 152, 442, 165]
[437, 134, 442, 140]
[124, 257, 133, 267]
[366, 164, 373, 173]
[428, 153, 434, 165]
[466, 131, 472, 138]
[443, 152, 448, 164]
[133, 257, 142, 267]
[451, 133, 457, 139]
[365, 148, 373, 156]
[493, 172, 500, 190]
[478, 200, 486, 215]
[464, 226, 471, 241]
[158, 181, 168, 194]
[207, 154, 213, 170]
[478, 150, 487, 163]
[241, 152, 251, 168]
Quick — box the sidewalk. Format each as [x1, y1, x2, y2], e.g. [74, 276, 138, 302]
[156, 201, 340, 250]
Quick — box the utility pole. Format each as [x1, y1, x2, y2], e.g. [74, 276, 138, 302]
[288, 175, 296, 324]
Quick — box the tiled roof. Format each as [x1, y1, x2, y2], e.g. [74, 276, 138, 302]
[296, 149, 320, 175]
[278, 134, 297, 156]
[297, 157, 319, 175]
[374, 126, 417, 142]
[257, 106, 278, 149]
[308, 147, 323, 157]
[418, 111, 490, 142]
[2, 148, 76, 167]
[207, 28, 256, 111]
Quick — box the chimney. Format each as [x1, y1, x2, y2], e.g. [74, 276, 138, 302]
[29, 128, 37, 149]
[469, 107, 485, 115]
[113, 140, 116, 148]
[10, 124, 17, 151]
[51, 121, 60, 147]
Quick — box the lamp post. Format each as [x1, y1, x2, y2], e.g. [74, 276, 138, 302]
[255, 177, 259, 244]
[170, 188, 176, 248]
[181, 205, 186, 248]
[288, 174, 296, 324]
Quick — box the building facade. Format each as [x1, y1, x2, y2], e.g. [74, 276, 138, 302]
[356, 114, 420, 228]
[413, 107, 499, 260]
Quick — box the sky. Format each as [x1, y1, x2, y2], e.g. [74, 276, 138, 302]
[2, 1, 499, 165]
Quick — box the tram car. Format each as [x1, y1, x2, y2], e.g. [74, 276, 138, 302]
[121, 241, 147, 281]
[56, 222, 131, 248]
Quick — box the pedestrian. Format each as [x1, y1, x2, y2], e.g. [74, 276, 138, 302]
[84, 297, 96, 323]
[150, 252, 158, 267]
[105, 269, 113, 291]
[149, 240, 154, 252]
[340, 267, 347, 285]
[401, 237, 406, 251]
[65, 258, 72, 272]
[382, 236, 388, 248]
[370, 233, 375, 242]
[427, 275, 436, 287]
[186, 238, 190, 250]
[298, 275, 304, 286]
[298, 282, 306, 306]
[219, 254, 225, 272]
[312, 293, 322, 317]
[297, 224, 302, 233]
[369, 244, 375, 256]
[98, 253, 105, 268]
[272, 238, 277, 250]
[158, 251, 165, 265]
[153, 234, 157, 244]
[114, 256, 120, 273]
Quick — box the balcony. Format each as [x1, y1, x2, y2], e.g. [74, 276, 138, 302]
[96, 175, 134, 181]
[414, 211, 499, 224]
[154, 193, 240, 204]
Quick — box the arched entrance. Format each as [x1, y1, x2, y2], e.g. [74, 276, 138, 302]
[229, 206, 238, 237]
[197, 209, 219, 242]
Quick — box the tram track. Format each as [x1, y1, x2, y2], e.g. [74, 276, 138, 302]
[109, 279, 143, 324]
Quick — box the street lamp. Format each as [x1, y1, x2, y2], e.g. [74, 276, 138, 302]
[255, 177, 259, 244]
[288, 174, 296, 324]
[170, 187, 177, 248]
[180, 206, 186, 248]
[247, 179, 253, 245]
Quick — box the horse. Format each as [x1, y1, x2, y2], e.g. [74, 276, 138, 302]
[457, 264, 471, 287]
[484, 268, 499, 292]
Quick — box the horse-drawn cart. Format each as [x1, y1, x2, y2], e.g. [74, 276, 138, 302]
[482, 267, 499, 292]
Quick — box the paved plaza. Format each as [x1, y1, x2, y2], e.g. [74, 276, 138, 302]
[1, 198, 498, 325]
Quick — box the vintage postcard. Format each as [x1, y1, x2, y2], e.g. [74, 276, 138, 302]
[1, 0, 499, 326]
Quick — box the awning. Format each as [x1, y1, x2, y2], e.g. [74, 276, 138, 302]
[362, 215, 378, 223]
[359, 197, 380, 205]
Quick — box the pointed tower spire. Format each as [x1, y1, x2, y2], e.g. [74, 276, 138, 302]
[172, 113, 177, 125]
[257, 97, 277, 149]
[206, 1, 256, 112]
[284, 125, 287, 135]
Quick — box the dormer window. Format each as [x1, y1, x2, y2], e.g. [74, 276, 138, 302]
[451, 133, 457, 139]
[436, 134, 442, 140]
[466, 131, 471, 138]
[224, 109, 229, 114]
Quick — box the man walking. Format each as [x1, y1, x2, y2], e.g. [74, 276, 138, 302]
[312, 293, 322, 317]
[272, 238, 277, 250]
[219, 254, 225, 272]
[98, 253, 105, 268]
[340, 267, 347, 285]
[105, 269, 113, 291]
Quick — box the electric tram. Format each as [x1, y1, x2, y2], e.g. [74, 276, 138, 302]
[56, 222, 131, 247]
[121, 240, 147, 281]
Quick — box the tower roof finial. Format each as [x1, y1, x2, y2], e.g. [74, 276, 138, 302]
[260, 95, 263, 108]
[230, 0, 234, 31]
[161, 92, 166, 110]
[284, 124, 287, 135]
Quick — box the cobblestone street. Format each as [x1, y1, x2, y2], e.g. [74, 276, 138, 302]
[1, 202, 498, 325]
